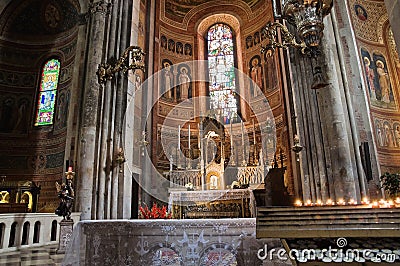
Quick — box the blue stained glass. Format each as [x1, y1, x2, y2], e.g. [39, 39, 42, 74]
[207, 24, 238, 124]
[35, 59, 60, 126]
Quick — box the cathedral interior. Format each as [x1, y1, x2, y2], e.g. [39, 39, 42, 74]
[0, 0, 400, 265]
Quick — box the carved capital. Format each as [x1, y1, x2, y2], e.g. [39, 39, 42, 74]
[89, 1, 111, 15]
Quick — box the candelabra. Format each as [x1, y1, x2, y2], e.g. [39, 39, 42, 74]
[262, 0, 333, 89]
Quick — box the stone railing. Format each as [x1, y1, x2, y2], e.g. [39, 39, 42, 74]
[0, 212, 80, 253]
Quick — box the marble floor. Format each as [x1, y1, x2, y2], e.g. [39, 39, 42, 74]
[0, 245, 64, 266]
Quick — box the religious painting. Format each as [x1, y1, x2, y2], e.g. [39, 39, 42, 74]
[360, 49, 395, 109]
[263, 50, 278, 92]
[393, 122, 400, 148]
[354, 4, 367, 21]
[184, 43, 192, 56]
[161, 59, 174, 100]
[177, 64, 192, 101]
[249, 55, 263, 97]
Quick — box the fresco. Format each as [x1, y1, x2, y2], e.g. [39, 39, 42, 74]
[361, 48, 395, 109]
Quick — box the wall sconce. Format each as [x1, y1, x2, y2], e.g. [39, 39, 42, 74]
[292, 134, 303, 153]
[97, 46, 145, 84]
[114, 148, 126, 172]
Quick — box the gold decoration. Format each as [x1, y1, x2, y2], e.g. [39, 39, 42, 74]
[97, 46, 145, 84]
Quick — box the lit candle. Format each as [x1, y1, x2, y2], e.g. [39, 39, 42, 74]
[316, 199, 322, 206]
[295, 200, 302, 207]
[305, 199, 312, 206]
[337, 199, 345, 205]
[326, 199, 334, 205]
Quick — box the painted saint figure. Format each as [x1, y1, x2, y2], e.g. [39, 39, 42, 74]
[250, 57, 263, 96]
[376, 60, 391, 103]
[363, 57, 376, 100]
[163, 62, 174, 99]
[179, 67, 191, 100]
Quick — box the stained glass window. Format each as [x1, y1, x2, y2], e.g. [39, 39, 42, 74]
[207, 23, 239, 124]
[35, 59, 60, 126]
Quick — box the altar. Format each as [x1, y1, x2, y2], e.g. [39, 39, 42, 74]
[168, 189, 255, 219]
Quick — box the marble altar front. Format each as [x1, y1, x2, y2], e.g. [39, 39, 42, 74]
[62, 218, 291, 266]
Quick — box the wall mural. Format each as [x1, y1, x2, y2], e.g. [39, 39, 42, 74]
[0, 94, 31, 134]
[374, 118, 400, 148]
[160, 60, 193, 102]
[249, 55, 263, 97]
[361, 48, 395, 109]
[160, 35, 192, 57]
[164, 0, 263, 22]
[354, 4, 367, 21]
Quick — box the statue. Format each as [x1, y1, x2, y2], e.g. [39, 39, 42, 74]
[55, 168, 75, 220]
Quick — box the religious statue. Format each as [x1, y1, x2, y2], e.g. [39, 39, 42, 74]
[55, 168, 75, 220]
[179, 67, 191, 100]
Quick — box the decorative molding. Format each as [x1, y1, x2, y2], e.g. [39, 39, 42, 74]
[89, 1, 110, 15]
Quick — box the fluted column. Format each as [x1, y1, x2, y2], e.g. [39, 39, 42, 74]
[78, 0, 110, 220]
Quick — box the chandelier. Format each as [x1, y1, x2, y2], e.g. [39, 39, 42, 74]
[262, 0, 333, 53]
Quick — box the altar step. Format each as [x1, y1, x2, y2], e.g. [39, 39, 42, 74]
[256, 206, 400, 238]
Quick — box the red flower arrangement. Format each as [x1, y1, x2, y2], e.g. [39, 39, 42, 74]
[139, 203, 172, 219]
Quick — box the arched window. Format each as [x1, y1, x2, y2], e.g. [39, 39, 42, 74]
[34, 59, 60, 126]
[207, 23, 239, 124]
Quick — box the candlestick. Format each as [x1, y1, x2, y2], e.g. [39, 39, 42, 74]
[178, 125, 181, 150]
[253, 119, 256, 145]
[188, 125, 191, 151]
[241, 121, 244, 146]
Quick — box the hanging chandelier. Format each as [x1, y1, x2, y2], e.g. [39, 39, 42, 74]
[262, 0, 333, 54]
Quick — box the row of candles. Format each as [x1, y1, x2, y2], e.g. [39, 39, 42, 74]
[294, 197, 400, 208]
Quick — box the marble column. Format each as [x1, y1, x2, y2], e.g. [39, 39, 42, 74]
[315, 15, 360, 201]
[96, 0, 121, 220]
[78, 0, 110, 220]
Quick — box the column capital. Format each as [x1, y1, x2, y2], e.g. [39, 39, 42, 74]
[89, 1, 111, 15]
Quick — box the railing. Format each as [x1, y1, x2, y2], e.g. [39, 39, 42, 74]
[168, 169, 201, 188]
[0, 212, 80, 253]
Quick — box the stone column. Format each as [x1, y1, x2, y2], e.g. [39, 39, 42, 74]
[316, 15, 360, 201]
[78, 0, 110, 220]
[385, 0, 400, 55]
